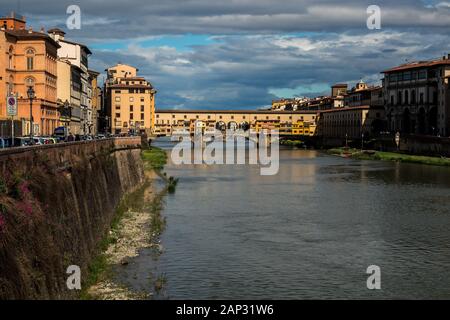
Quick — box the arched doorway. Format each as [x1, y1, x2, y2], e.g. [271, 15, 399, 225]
[215, 121, 226, 131]
[428, 107, 437, 135]
[418, 108, 426, 135]
[402, 109, 411, 134]
[227, 121, 238, 131]
[371, 119, 385, 135]
[240, 121, 250, 131]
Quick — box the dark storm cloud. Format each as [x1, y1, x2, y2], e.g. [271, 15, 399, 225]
[4, 0, 450, 109]
[89, 31, 450, 109]
[9, 0, 450, 39]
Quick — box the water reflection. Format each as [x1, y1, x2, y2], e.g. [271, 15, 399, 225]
[119, 138, 450, 299]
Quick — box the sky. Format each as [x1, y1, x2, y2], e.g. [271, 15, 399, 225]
[5, 0, 450, 110]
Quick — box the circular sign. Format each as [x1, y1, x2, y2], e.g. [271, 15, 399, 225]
[7, 97, 16, 106]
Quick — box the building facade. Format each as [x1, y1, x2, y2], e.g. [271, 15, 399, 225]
[382, 56, 450, 136]
[345, 81, 383, 108]
[0, 13, 59, 136]
[104, 63, 156, 135]
[48, 28, 93, 135]
[89, 70, 101, 135]
[154, 110, 318, 136]
[317, 106, 385, 141]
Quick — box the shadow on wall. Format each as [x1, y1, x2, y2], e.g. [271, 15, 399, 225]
[0, 139, 144, 299]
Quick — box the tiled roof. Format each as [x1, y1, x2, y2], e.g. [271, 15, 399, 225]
[382, 59, 450, 73]
[5, 29, 60, 48]
[156, 109, 318, 114]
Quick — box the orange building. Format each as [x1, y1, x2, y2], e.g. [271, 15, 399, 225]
[0, 12, 59, 136]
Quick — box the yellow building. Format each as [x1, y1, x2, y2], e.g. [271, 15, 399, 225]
[154, 110, 318, 136]
[105, 64, 156, 135]
[89, 70, 101, 134]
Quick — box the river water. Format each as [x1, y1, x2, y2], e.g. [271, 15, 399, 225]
[118, 138, 450, 299]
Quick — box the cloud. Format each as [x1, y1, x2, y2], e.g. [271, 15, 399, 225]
[88, 30, 450, 109]
[4, 0, 450, 109]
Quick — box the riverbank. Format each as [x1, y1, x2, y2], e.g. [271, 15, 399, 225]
[280, 139, 305, 148]
[328, 147, 450, 167]
[83, 147, 170, 300]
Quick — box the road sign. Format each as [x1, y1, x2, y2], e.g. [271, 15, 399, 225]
[6, 95, 17, 116]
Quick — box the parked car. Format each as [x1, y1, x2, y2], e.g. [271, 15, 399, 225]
[32, 137, 44, 145]
[13, 137, 33, 147]
[0, 137, 12, 149]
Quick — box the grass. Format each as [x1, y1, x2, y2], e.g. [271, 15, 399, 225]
[281, 140, 305, 148]
[141, 147, 168, 171]
[328, 147, 450, 167]
[82, 147, 173, 299]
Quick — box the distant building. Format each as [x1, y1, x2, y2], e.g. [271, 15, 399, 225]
[154, 109, 318, 136]
[331, 83, 348, 97]
[382, 55, 450, 136]
[48, 28, 93, 135]
[345, 81, 383, 108]
[89, 70, 101, 135]
[317, 105, 385, 143]
[0, 12, 60, 136]
[104, 63, 156, 135]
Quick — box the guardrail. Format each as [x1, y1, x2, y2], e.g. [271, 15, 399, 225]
[0, 137, 142, 171]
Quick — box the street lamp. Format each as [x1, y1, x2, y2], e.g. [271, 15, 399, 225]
[64, 100, 70, 139]
[27, 86, 35, 143]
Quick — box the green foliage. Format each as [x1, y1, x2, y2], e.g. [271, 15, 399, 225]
[141, 147, 168, 171]
[328, 147, 450, 167]
[167, 176, 179, 194]
[281, 140, 305, 148]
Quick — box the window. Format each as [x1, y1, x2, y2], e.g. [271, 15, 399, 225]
[141, 105, 145, 112]
[115, 90, 121, 93]
[8, 76, 14, 94]
[140, 97, 144, 102]
[418, 70, 426, 80]
[26, 48, 35, 71]
[404, 90, 409, 104]
[397, 91, 402, 105]
[403, 72, 411, 81]
[130, 113, 134, 120]
[115, 113, 120, 118]
[420, 93, 424, 104]
[8, 46, 13, 69]
[115, 105, 121, 110]
[115, 97, 121, 102]
[141, 113, 144, 120]
[411, 90, 416, 104]
[130, 105, 134, 112]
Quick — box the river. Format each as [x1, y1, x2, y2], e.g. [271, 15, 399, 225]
[117, 138, 450, 299]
